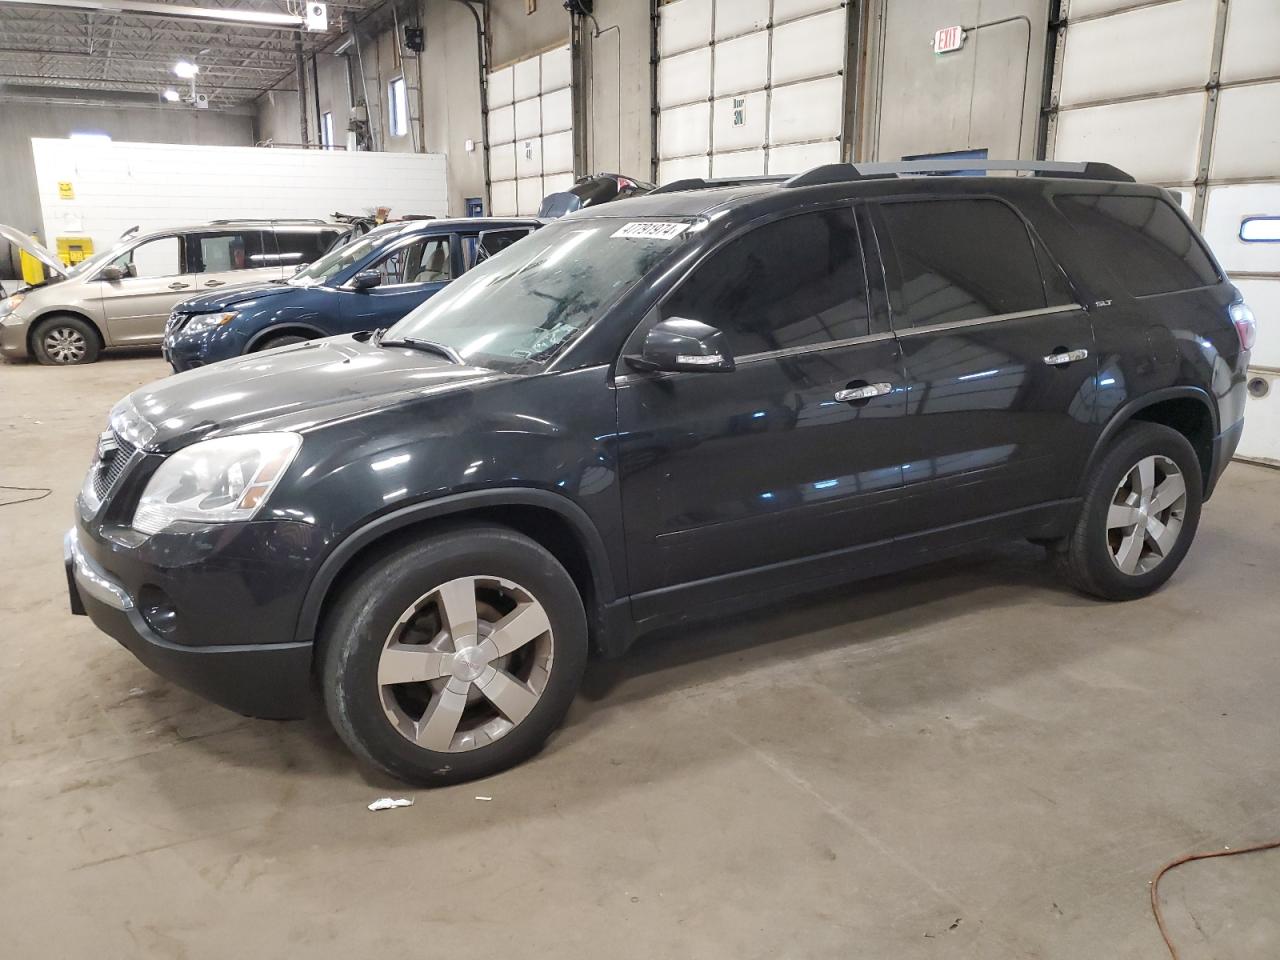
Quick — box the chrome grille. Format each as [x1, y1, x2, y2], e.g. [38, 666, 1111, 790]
[91, 431, 137, 501]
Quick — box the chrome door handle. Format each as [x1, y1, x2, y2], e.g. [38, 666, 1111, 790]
[1043, 348, 1089, 366]
[204, 280, 225, 288]
[835, 382, 893, 402]
[168, 282, 190, 290]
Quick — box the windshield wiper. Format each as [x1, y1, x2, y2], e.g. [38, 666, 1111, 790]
[377, 334, 464, 364]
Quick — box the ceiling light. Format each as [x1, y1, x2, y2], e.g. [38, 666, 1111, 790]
[173, 60, 200, 79]
[162, 89, 182, 102]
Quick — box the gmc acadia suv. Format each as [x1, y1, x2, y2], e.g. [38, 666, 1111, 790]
[64, 161, 1254, 784]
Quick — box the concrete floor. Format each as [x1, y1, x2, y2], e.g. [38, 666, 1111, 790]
[2, 352, 1279, 960]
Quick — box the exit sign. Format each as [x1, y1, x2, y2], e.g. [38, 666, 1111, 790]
[934, 25, 966, 54]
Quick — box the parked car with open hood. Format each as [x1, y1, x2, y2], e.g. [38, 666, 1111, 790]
[537, 173, 655, 219]
[0, 220, 349, 365]
[163, 217, 540, 372]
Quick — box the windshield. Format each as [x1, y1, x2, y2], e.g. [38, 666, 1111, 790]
[289, 223, 402, 286]
[384, 217, 692, 373]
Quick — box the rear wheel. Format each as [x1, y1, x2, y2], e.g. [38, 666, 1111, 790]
[320, 524, 588, 785]
[1057, 423, 1202, 600]
[32, 315, 100, 365]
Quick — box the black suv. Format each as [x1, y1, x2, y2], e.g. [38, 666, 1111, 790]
[65, 161, 1254, 784]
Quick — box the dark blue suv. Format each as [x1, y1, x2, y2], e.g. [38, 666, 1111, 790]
[163, 217, 539, 371]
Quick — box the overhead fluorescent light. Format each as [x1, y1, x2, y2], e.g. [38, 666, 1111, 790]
[162, 88, 182, 102]
[70, 132, 111, 143]
[173, 60, 199, 79]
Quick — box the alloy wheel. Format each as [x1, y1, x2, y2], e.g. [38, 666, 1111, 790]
[1106, 455, 1187, 576]
[377, 575, 554, 752]
[44, 326, 87, 363]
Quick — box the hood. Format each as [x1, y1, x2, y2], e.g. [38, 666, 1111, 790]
[177, 281, 299, 313]
[117, 335, 505, 452]
[0, 224, 68, 279]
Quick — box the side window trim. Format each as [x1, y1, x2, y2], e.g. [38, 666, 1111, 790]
[870, 194, 1085, 334]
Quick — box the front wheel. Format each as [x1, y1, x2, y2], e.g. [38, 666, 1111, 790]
[320, 524, 588, 785]
[1057, 423, 1203, 600]
[32, 315, 100, 365]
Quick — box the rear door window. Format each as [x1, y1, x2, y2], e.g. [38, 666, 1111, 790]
[661, 206, 870, 357]
[275, 229, 339, 269]
[1054, 194, 1219, 296]
[877, 198, 1073, 329]
[188, 230, 269, 274]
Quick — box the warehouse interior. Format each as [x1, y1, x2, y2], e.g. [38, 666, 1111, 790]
[1, 0, 1278, 957]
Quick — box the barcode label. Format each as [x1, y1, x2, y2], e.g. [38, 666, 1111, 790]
[611, 221, 689, 240]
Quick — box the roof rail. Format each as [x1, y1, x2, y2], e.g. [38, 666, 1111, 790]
[650, 174, 789, 195]
[206, 218, 330, 225]
[782, 159, 1134, 185]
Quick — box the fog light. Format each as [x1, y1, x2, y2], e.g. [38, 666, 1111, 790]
[138, 586, 178, 638]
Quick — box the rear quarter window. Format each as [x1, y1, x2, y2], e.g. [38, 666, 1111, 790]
[1054, 194, 1220, 297]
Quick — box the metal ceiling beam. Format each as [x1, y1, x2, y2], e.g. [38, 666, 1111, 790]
[0, 0, 304, 30]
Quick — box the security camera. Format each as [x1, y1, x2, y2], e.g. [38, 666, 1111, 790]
[305, 2, 328, 31]
[193, 93, 209, 109]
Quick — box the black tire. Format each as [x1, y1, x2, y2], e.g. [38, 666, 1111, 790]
[1057, 423, 1203, 600]
[257, 333, 310, 351]
[320, 524, 588, 785]
[31, 315, 100, 365]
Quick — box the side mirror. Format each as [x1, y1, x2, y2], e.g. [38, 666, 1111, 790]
[350, 270, 382, 291]
[99, 265, 124, 281]
[625, 318, 735, 374]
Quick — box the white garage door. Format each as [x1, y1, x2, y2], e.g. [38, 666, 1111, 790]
[656, 0, 850, 183]
[487, 44, 574, 217]
[1051, 0, 1280, 465]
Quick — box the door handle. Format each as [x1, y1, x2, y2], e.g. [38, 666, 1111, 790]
[204, 280, 225, 288]
[168, 282, 190, 290]
[835, 382, 893, 403]
[1043, 348, 1089, 366]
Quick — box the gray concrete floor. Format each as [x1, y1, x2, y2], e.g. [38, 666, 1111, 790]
[2, 352, 1279, 960]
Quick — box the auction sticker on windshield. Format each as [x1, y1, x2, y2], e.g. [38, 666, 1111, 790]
[611, 222, 689, 240]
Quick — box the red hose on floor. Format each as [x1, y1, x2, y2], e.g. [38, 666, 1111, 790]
[1150, 838, 1280, 959]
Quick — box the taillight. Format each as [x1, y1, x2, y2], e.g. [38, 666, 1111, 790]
[1230, 300, 1256, 351]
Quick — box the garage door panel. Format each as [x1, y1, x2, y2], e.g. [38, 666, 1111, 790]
[543, 171, 575, 197]
[659, 155, 710, 183]
[768, 76, 843, 145]
[1221, 0, 1280, 83]
[711, 149, 765, 178]
[1203, 184, 1280, 275]
[487, 66, 514, 108]
[513, 57, 541, 101]
[712, 91, 766, 151]
[659, 47, 712, 108]
[491, 179, 517, 217]
[541, 45, 572, 93]
[489, 142, 517, 181]
[714, 0, 768, 39]
[542, 130, 574, 175]
[516, 176, 544, 216]
[515, 136, 543, 178]
[659, 101, 711, 159]
[714, 31, 768, 97]
[488, 104, 516, 146]
[514, 97, 542, 141]
[1238, 372, 1280, 465]
[659, 0, 712, 57]
[1058, 0, 1217, 107]
[767, 139, 840, 174]
[773, 0, 842, 25]
[1210, 83, 1280, 181]
[771, 9, 847, 86]
[1234, 278, 1280, 369]
[1054, 93, 1204, 184]
[541, 87, 573, 135]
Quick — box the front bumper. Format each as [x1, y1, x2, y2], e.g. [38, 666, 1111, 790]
[65, 528, 314, 719]
[0, 316, 30, 360]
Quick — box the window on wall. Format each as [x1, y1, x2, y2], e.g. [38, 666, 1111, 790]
[388, 77, 408, 138]
[321, 111, 335, 149]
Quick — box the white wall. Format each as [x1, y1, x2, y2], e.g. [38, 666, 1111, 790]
[29, 139, 448, 253]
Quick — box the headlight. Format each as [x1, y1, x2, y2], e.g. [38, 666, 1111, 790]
[0, 293, 27, 322]
[183, 311, 238, 334]
[132, 432, 302, 534]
